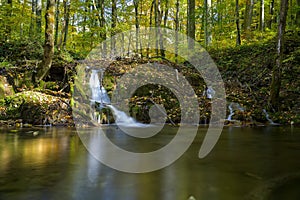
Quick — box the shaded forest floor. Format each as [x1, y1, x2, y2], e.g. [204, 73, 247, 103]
[0, 31, 299, 126]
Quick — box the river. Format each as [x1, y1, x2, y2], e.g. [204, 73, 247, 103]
[0, 125, 299, 200]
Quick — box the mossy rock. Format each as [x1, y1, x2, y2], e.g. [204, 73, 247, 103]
[0, 75, 14, 99]
[0, 91, 72, 125]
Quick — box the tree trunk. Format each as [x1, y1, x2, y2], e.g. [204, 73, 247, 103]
[188, 0, 195, 49]
[154, 0, 162, 56]
[296, 0, 300, 25]
[175, 0, 179, 62]
[29, 0, 36, 37]
[259, 0, 264, 31]
[134, 0, 139, 53]
[147, 0, 154, 58]
[111, 0, 117, 53]
[63, 0, 70, 48]
[236, 0, 241, 46]
[204, 0, 212, 47]
[269, 0, 289, 109]
[244, 0, 254, 34]
[35, 0, 55, 83]
[36, 0, 42, 39]
[163, 0, 169, 27]
[99, 0, 106, 57]
[268, 0, 275, 28]
[54, 0, 60, 45]
[20, 0, 27, 37]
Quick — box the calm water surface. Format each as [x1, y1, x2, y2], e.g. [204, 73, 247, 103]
[0, 125, 299, 200]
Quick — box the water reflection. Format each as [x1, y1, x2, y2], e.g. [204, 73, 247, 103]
[0, 126, 299, 199]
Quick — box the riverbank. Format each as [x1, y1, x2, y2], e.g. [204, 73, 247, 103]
[0, 33, 299, 126]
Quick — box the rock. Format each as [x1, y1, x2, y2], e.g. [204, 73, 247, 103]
[0, 75, 14, 98]
[0, 91, 73, 126]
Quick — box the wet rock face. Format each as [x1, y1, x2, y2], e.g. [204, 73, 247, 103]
[0, 75, 14, 99]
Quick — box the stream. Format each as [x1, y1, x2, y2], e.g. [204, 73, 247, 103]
[0, 126, 299, 200]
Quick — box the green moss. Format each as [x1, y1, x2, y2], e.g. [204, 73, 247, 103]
[0, 83, 4, 99]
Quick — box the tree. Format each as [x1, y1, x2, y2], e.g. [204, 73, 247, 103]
[36, 0, 42, 38]
[296, 0, 300, 25]
[204, 0, 212, 47]
[244, 0, 254, 35]
[175, 0, 179, 62]
[187, 0, 195, 49]
[62, 0, 70, 48]
[134, 0, 139, 53]
[34, 0, 55, 83]
[236, 0, 241, 46]
[54, 0, 60, 45]
[259, 0, 264, 31]
[269, 0, 289, 109]
[111, 0, 117, 53]
[268, 0, 275, 28]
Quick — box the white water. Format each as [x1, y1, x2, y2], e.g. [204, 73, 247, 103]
[89, 68, 146, 126]
[227, 103, 235, 121]
[89, 69, 111, 106]
[226, 102, 245, 121]
[106, 105, 148, 127]
[263, 109, 279, 125]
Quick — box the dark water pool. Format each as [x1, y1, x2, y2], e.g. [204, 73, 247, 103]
[0, 125, 299, 200]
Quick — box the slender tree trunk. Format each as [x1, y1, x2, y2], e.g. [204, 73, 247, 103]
[259, 0, 264, 31]
[156, 0, 165, 57]
[35, 0, 55, 83]
[54, 0, 60, 45]
[268, 0, 275, 28]
[111, 0, 117, 53]
[147, 0, 154, 58]
[296, 0, 300, 25]
[29, 0, 36, 37]
[20, 0, 27, 37]
[188, 0, 195, 49]
[204, 0, 212, 47]
[163, 0, 169, 27]
[269, 0, 289, 109]
[244, 0, 254, 34]
[36, 0, 42, 39]
[217, 0, 222, 29]
[154, 0, 161, 56]
[63, 0, 70, 48]
[236, 0, 241, 46]
[175, 0, 179, 62]
[99, 0, 106, 57]
[134, 0, 139, 53]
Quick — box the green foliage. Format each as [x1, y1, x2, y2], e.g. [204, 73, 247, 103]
[0, 61, 13, 69]
[0, 39, 43, 62]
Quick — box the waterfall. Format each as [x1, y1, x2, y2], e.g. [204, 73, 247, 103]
[88, 68, 144, 126]
[226, 102, 244, 121]
[263, 109, 279, 125]
[107, 105, 146, 127]
[227, 103, 234, 121]
[89, 69, 111, 106]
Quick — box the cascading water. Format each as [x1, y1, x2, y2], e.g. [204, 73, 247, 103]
[263, 109, 279, 125]
[227, 103, 235, 121]
[89, 69, 111, 107]
[226, 102, 245, 121]
[106, 105, 147, 127]
[88, 68, 145, 126]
